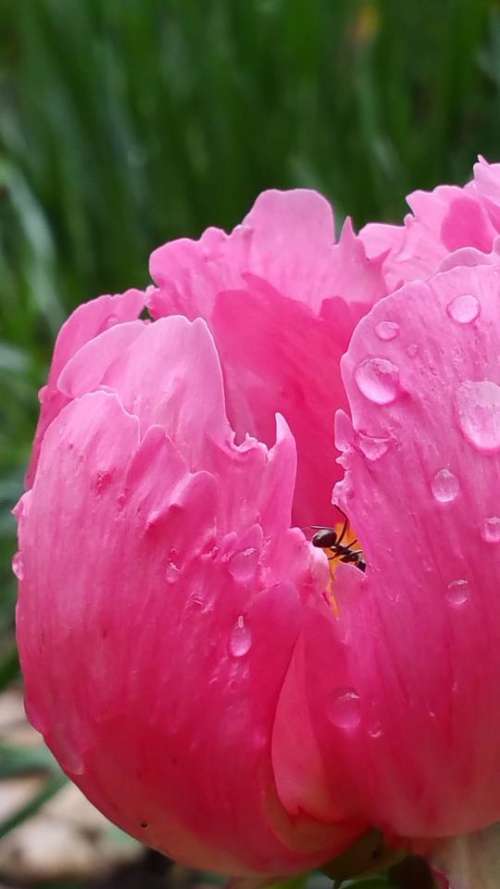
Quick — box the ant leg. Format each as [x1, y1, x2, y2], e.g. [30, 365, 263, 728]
[334, 504, 349, 524]
[336, 518, 349, 546]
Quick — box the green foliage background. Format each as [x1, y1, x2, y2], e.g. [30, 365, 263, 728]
[1, 0, 500, 882]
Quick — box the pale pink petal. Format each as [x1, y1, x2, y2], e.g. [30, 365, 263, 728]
[303, 264, 500, 839]
[26, 289, 144, 486]
[360, 163, 500, 289]
[150, 190, 337, 316]
[358, 221, 405, 262]
[472, 157, 500, 232]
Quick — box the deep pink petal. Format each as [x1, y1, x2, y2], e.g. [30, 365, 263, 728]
[26, 289, 144, 486]
[148, 190, 386, 526]
[303, 264, 500, 839]
[17, 317, 363, 875]
[210, 282, 347, 527]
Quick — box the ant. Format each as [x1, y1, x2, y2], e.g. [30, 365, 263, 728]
[311, 509, 366, 573]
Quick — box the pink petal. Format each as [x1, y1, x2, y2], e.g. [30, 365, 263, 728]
[26, 289, 144, 486]
[304, 264, 500, 838]
[148, 190, 386, 526]
[210, 281, 347, 527]
[150, 189, 337, 316]
[360, 162, 500, 289]
[17, 318, 362, 875]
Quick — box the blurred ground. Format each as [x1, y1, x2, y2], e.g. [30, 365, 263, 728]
[0, 688, 217, 889]
[0, 687, 144, 885]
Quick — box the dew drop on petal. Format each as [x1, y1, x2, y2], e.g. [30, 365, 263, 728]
[481, 516, 500, 543]
[335, 410, 354, 453]
[375, 321, 400, 341]
[229, 615, 252, 657]
[329, 688, 362, 730]
[354, 358, 400, 405]
[368, 721, 383, 740]
[25, 694, 46, 734]
[447, 293, 480, 324]
[228, 548, 258, 582]
[56, 744, 85, 776]
[455, 380, 500, 452]
[165, 562, 180, 583]
[446, 579, 470, 606]
[12, 551, 24, 581]
[431, 468, 460, 503]
[358, 433, 391, 461]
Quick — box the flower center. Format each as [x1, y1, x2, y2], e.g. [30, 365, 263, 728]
[312, 520, 365, 615]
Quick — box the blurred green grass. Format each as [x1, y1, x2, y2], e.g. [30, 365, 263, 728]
[1, 0, 500, 878]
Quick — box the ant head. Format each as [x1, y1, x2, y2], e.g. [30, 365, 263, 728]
[311, 528, 337, 549]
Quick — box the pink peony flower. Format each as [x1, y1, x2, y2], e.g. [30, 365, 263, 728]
[15, 192, 384, 877]
[15, 177, 500, 880]
[361, 156, 500, 289]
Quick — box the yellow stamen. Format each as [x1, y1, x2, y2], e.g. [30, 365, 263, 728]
[321, 522, 362, 618]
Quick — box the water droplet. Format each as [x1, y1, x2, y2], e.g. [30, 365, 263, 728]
[447, 293, 480, 324]
[455, 380, 500, 452]
[354, 358, 400, 405]
[12, 551, 24, 581]
[368, 721, 383, 739]
[229, 616, 252, 657]
[57, 745, 85, 776]
[335, 410, 354, 453]
[329, 688, 362, 730]
[228, 548, 259, 582]
[189, 591, 204, 609]
[482, 516, 500, 543]
[375, 321, 400, 341]
[446, 579, 470, 606]
[165, 562, 180, 583]
[358, 433, 391, 461]
[431, 468, 460, 503]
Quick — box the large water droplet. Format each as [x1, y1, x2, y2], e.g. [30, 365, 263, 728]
[375, 320, 400, 341]
[446, 579, 470, 606]
[229, 616, 252, 657]
[482, 516, 500, 543]
[354, 358, 400, 405]
[431, 468, 460, 503]
[228, 548, 259, 582]
[368, 721, 383, 740]
[12, 551, 24, 581]
[455, 380, 500, 452]
[329, 688, 362, 730]
[358, 433, 391, 461]
[447, 293, 480, 324]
